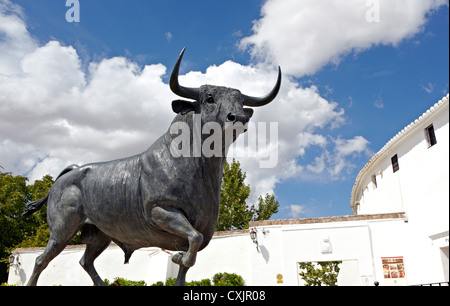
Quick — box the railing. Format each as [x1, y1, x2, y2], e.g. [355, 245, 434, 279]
[413, 282, 449, 286]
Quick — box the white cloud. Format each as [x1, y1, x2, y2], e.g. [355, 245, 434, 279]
[180, 63, 352, 199]
[1, 1, 371, 202]
[421, 82, 435, 93]
[0, 0, 38, 75]
[165, 32, 173, 42]
[334, 136, 371, 157]
[289, 204, 307, 218]
[306, 156, 326, 174]
[374, 94, 385, 109]
[326, 136, 373, 177]
[240, 0, 449, 77]
[0, 49, 175, 181]
[0, 3, 176, 182]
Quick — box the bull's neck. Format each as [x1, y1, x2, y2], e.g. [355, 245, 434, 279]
[163, 112, 228, 186]
[164, 112, 230, 160]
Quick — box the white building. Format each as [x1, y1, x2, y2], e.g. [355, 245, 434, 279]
[8, 95, 449, 286]
[349, 93, 449, 285]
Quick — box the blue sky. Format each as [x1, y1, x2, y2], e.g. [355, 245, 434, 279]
[1, 0, 449, 220]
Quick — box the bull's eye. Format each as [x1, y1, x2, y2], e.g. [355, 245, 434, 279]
[206, 94, 215, 104]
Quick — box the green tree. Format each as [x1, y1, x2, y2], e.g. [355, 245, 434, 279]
[0, 172, 54, 282]
[254, 193, 279, 223]
[104, 277, 147, 286]
[0, 172, 32, 282]
[298, 261, 342, 286]
[149, 272, 244, 286]
[212, 272, 245, 286]
[217, 159, 252, 231]
[14, 175, 54, 249]
[26, 175, 53, 227]
[216, 159, 279, 231]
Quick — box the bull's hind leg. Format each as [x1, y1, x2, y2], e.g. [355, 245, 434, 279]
[151, 206, 203, 285]
[79, 225, 111, 286]
[27, 237, 72, 286]
[27, 218, 82, 286]
[27, 186, 83, 286]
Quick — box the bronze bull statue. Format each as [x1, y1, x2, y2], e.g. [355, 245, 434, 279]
[23, 48, 281, 286]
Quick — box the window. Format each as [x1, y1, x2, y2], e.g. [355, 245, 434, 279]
[391, 154, 399, 173]
[371, 174, 377, 188]
[425, 124, 437, 147]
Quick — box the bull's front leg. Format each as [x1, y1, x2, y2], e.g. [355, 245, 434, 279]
[150, 206, 203, 278]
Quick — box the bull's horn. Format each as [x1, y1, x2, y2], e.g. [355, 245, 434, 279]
[243, 66, 282, 107]
[170, 47, 200, 101]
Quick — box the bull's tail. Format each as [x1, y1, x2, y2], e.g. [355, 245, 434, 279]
[22, 164, 80, 218]
[23, 195, 49, 218]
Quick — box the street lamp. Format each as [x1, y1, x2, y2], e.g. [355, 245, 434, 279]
[250, 228, 259, 251]
[8, 254, 15, 265]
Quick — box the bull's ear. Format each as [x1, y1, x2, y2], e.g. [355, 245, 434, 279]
[243, 108, 254, 118]
[172, 100, 197, 115]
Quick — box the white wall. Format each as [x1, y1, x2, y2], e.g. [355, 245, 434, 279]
[176, 215, 417, 286]
[356, 156, 405, 215]
[248, 218, 408, 286]
[8, 246, 175, 286]
[350, 97, 449, 285]
[187, 233, 252, 284]
[355, 96, 449, 220]
[8, 214, 448, 286]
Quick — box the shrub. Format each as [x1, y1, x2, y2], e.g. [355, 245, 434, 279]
[298, 261, 342, 286]
[151, 273, 245, 287]
[150, 277, 211, 286]
[187, 278, 212, 286]
[149, 277, 177, 286]
[150, 280, 165, 286]
[113, 272, 245, 286]
[212, 272, 245, 286]
[104, 277, 147, 286]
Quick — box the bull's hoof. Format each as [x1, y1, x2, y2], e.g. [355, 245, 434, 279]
[171, 251, 196, 268]
[172, 252, 184, 265]
[182, 254, 196, 268]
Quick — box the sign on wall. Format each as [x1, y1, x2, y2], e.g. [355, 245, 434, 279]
[381, 257, 407, 286]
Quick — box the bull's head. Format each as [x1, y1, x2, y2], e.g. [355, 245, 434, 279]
[170, 48, 281, 128]
[168, 48, 281, 157]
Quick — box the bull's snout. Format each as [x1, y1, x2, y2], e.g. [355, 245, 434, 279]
[227, 113, 250, 124]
